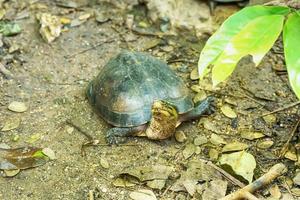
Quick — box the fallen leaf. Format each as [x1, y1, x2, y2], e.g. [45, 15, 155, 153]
[240, 131, 264, 140]
[0, 21, 21, 36]
[210, 134, 227, 145]
[202, 179, 227, 200]
[222, 142, 248, 153]
[209, 149, 219, 161]
[257, 140, 274, 149]
[219, 151, 256, 183]
[269, 184, 281, 199]
[221, 104, 237, 118]
[1, 117, 21, 131]
[0, 147, 50, 170]
[4, 169, 20, 177]
[183, 143, 196, 159]
[193, 91, 207, 103]
[42, 148, 56, 160]
[112, 177, 137, 187]
[171, 159, 223, 195]
[37, 13, 62, 43]
[8, 101, 27, 112]
[129, 189, 157, 200]
[194, 135, 208, 146]
[146, 179, 166, 190]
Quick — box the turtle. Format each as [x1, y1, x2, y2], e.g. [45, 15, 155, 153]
[86, 51, 214, 144]
[208, 0, 249, 13]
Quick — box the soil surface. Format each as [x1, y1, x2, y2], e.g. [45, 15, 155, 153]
[0, 1, 299, 200]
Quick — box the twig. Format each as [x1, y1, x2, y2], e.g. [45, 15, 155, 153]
[0, 63, 13, 79]
[279, 117, 300, 158]
[199, 159, 245, 188]
[220, 163, 287, 200]
[111, 26, 130, 49]
[160, 184, 172, 198]
[66, 119, 94, 141]
[259, 101, 300, 118]
[64, 38, 115, 59]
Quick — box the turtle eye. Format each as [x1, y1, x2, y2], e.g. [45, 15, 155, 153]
[86, 82, 96, 105]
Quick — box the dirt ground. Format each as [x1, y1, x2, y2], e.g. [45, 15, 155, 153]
[0, 0, 300, 200]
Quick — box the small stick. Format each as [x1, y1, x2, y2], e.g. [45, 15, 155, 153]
[66, 119, 94, 141]
[280, 118, 300, 158]
[259, 101, 300, 118]
[220, 163, 287, 200]
[65, 38, 115, 59]
[0, 63, 13, 79]
[199, 159, 245, 188]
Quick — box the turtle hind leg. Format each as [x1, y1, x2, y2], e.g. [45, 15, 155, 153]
[180, 96, 215, 122]
[106, 125, 146, 145]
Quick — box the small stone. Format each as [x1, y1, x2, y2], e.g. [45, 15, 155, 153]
[78, 13, 91, 20]
[66, 126, 74, 134]
[194, 135, 208, 146]
[190, 68, 199, 80]
[175, 131, 187, 143]
[12, 134, 20, 142]
[42, 148, 56, 160]
[100, 157, 110, 169]
[8, 101, 28, 112]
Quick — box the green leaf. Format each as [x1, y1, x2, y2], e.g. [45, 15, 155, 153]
[0, 21, 21, 36]
[198, 5, 290, 79]
[212, 15, 284, 86]
[284, 12, 300, 99]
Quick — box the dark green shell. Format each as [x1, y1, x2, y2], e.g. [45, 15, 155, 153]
[87, 51, 194, 127]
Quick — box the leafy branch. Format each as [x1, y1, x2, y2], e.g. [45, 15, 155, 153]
[198, 5, 300, 99]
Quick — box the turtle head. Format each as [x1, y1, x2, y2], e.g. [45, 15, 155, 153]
[86, 81, 96, 105]
[145, 100, 178, 140]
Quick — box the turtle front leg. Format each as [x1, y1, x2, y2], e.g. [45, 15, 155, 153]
[145, 100, 178, 140]
[180, 96, 215, 122]
[106, 125, 146, 144]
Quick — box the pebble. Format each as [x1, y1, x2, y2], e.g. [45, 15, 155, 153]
[175, 131, 187, 143]
[100, 158, 110, 169]
[190, 68, 199, 80]
[8, 101, 28, 112]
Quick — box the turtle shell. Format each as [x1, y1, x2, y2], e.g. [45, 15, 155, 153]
[87, 51, 194, 127]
